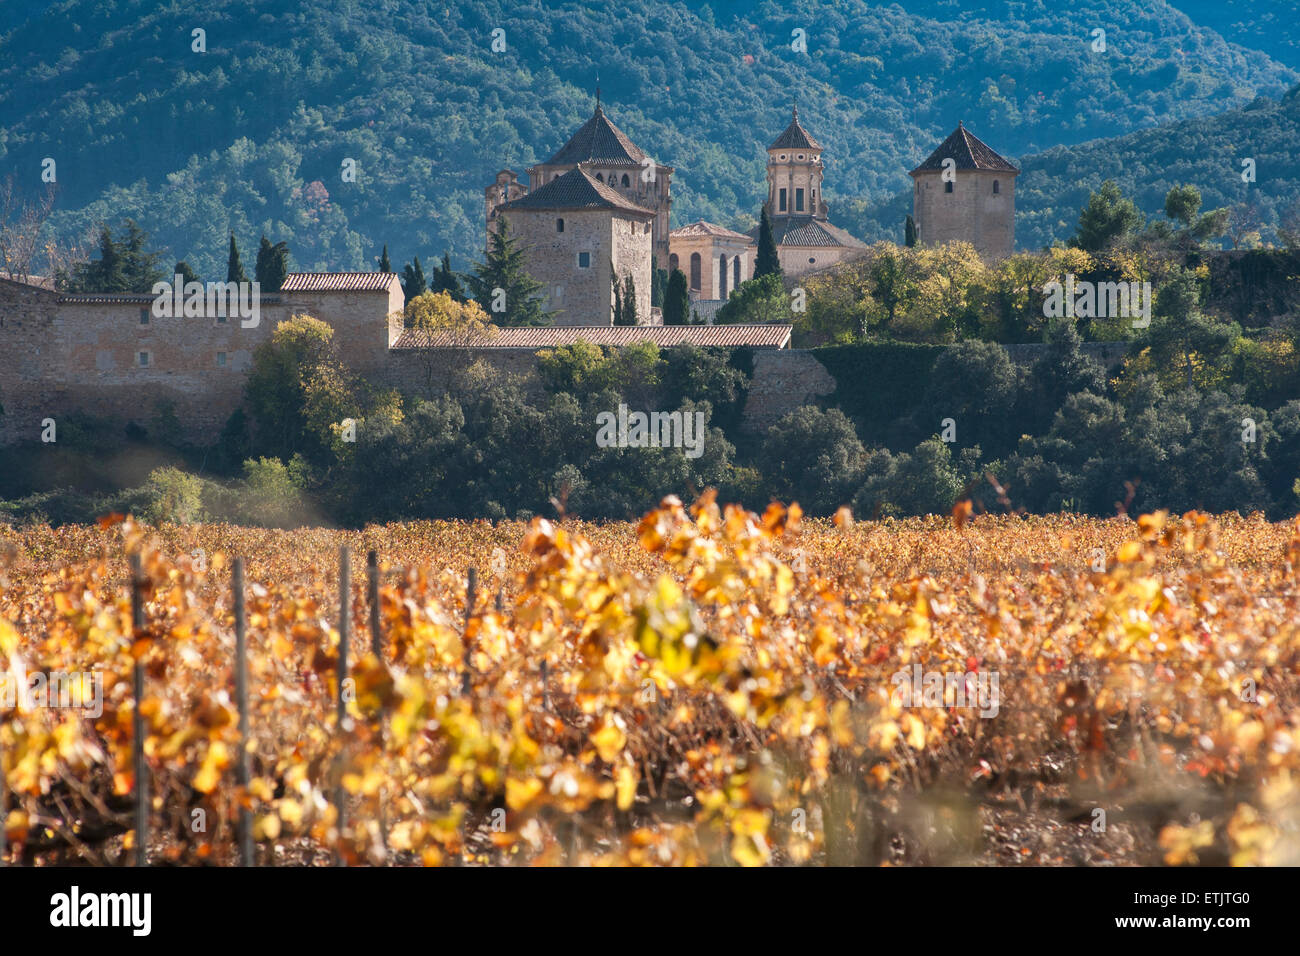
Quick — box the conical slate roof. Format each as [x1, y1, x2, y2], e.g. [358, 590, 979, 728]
[911, 122, 1018, 174]
[769, 106, 821, 151]
[544, 104, 648, 167]
[502, 167, 654, 215]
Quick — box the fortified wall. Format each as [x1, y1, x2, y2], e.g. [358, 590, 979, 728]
[0, 273, 1130, 448]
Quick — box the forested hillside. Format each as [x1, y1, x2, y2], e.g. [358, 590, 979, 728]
[0, 0, 1295, 277]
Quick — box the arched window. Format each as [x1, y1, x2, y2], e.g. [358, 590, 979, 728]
[621, 174, 630, 187]
[734, 256, 741, 287]
[993, 180, 1000, 194]
[690, 252, 702, 292]
[669, 253, 679, 273]
[556, 218, 564, 233]
[719, 254, 729, 299]
[945, 181, 954, 194]
[595, 172, 603, 182]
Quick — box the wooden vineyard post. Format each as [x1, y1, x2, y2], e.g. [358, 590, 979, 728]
[334, 546, 350, 865]
[461, 567, 477, 695]
[233, 558, 254, 866]
[130, 552, 148, 867]
[367, 549, 390, 859]
[368, 550, 382, 659]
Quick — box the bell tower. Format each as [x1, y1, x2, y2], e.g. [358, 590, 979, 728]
[764, 105, 826, 220]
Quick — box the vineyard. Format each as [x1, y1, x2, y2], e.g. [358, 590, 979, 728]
[1, 495, 1298, 866]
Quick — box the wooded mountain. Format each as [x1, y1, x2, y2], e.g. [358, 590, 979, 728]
[1, 0, 1296, 276]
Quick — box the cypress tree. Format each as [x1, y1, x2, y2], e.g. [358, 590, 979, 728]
[663, 269, 689, 325]
[402, 257, 427, 300]
[610, 267, 622, 325]
[255, 235, 289, 291]
[755, 207, 782, 279]
[227, 233, 249, 284]
[618, 274, 638, 325]
[175, 260, 200, 286]
[905, 214, 918, 248]
[378, 244, 392, 273]
[431, 251, 465, 302]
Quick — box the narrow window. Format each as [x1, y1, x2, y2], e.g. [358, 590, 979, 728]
[621, 174, 630, 187]
[137, 351, 151, 368]
[577, 252, 591, 269]
[993, 180, 1000, 194]
[139, 308, 149, 326]
[216, 352, 228, 367]
[779, 188, 787, 212]
[945, 181, 954, 194]
[557, 217, 564, 233]
[595, 172, 603, 182]
[690, 252, 702, 291]
[795, 188, 805, 212]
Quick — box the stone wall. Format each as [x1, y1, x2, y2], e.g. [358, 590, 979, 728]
[507, 207, 652, 326]
[740, 349, 837, 432]
[912, 168, 1015, 261]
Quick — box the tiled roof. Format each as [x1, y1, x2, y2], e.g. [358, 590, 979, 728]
[670, 220, 754, 241]
[544, 105, 648, 167]
[59, 293, 283, 305]
[393, 324, 791, 349]
[502, 167, 655, 216]
[911, 123, 1018, 174]
[280, 272, 400, 293]
[749, 217, 867, 249]
[769, 107, 822, 151]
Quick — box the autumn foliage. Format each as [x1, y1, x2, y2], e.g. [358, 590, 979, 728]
[1, 496, 1297, 865]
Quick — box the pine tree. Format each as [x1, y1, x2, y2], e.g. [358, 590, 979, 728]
[378, 244, 391, 273]
[69, 225, 125, 292]
[465, 217, 550, 326]
[663, 269, 690, 325]
[255, 235, 289, 291]
[431, 251, 465, 302]
[227, 233, 249, 284]
[755, 207, 782, 279]
[120, 220, 165, 292]
[905, 214, 918, 248]
[402, 257, 427, 301]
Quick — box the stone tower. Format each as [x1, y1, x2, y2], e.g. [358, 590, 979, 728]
[496, 166, 654, 327]
[750, 106, 866, 276]
[764, 105, 825, 220]
[910, 122, 1018, 261]
[491, 91, 674, 268]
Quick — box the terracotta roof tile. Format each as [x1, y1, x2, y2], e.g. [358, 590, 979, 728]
[911, 123, 1018, 174]
[670, 220, 754, 241]
[393, 324, 791, 349]
[769, 107, 822, 151]
[544, 105, 648, 166]
[502, 167, 655, 216]
[280, 272, 400, 293]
